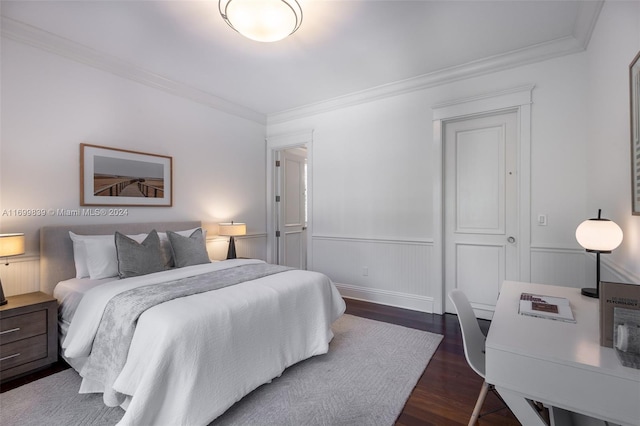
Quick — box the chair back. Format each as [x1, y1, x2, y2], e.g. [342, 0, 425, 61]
[449, 289, 486, 378]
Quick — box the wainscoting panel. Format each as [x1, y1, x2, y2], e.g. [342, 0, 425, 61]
[0, 236, 268, 298]
[0, 256, 40, 297]
[600, 257, 640, 285]
[312, 236, 434, 312]
[206, 234, 267, 262]
[530, 247, 587, 287]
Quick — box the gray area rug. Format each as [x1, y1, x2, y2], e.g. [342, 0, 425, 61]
[0, 314, 442, 426]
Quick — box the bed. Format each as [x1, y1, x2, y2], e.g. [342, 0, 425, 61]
[40, 221, 346, 426]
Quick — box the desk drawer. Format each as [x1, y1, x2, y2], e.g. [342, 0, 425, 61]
[0, 310, 47, 345]
[0, 334, 48, 371]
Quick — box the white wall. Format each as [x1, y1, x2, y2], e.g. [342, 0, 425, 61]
[269, 2, 640, 311]
[585, 0, 640, 284]
[2, 1, 637, 304]
[0, 38, 268, 294]
[269, 52, 593, 311]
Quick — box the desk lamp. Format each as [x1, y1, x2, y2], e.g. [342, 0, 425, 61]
[575, 210, 623, 298]
[218, 222, 246, 259]
[0, 233, 26, 305]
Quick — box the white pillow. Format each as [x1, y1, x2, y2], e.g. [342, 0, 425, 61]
[69, 228, 206, 279]
[69, 232, 114, 278]
[85, 233, 148, 279]
[69, 231, 146, 279]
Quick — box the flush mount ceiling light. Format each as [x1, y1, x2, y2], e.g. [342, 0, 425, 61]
[219, 0, 303, 42]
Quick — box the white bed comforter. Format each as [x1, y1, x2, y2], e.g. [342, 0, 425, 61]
[61, 259, 346, 425]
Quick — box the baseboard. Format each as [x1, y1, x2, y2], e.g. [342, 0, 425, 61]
[335, 283, 435, 313]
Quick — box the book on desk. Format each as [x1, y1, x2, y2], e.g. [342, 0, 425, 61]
[600, 281, 640, 347]
[518, 293, 576, 323]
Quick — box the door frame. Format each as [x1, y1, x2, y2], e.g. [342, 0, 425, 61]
[432, 85, 534, 315]
[278, 147, 308, 269]
[266, 129, 313, 266]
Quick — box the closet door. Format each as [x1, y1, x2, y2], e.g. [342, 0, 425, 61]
[444, 111, 518, 319]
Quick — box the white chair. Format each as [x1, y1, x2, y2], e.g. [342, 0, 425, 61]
[448, 289, 493, 426]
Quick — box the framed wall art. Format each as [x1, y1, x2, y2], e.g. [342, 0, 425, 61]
[630, 51, 640, 215]
[80, 143, 173, 207]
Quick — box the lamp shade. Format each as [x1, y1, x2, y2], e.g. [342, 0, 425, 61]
[0, 233, 25, 257]
[219, 0, 302, 42]
[218, 222, 247, 237]
[575, 218, 623, 252]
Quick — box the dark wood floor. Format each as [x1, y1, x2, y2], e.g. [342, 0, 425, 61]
[344, 298, 520, 426]
[2, 298, 520, 425]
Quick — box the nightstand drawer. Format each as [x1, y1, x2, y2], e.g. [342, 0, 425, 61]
[0, 310, 47, 345]
[0, 334, 48, 371]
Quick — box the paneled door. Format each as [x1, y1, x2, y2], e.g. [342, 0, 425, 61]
[276, 148, 307, 269]
[444, 111, 518, 319]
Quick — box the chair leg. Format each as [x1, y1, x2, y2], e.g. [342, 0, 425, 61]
[468, 380, 491, 426]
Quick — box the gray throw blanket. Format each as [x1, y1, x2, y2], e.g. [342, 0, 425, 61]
[80, 263, 291, 407]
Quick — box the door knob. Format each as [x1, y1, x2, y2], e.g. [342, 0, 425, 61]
[507, 236, 516, 244]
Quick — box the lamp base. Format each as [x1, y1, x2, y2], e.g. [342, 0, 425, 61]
[0, 277, 7, 305]
[226, 236, 237, 260]
[581, 287, 599, 298]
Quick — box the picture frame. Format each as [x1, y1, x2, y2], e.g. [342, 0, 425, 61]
[80, 143, 172, 207]
[630, 51, 640, 215]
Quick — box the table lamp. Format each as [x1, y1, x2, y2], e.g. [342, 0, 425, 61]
[0, 233, 26, 305]
[575, 209, 623, 298]
[218, 222, 246, 259]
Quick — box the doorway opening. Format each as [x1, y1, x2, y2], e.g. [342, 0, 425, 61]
[274, 147, 308, 268]
[266, 130, 313, 268]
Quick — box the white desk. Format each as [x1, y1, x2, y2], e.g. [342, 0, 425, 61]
[485, 281, 640, 426]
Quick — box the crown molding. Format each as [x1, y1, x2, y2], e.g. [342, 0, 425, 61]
[1, 0, 604, 129]
[1, 16, 266, 125]
[268, 0, 604, 125]
[431, 84, 535, 120]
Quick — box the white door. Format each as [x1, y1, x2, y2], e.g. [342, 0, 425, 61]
[276, 148, 307, 269]
[444, 111, 518, 319]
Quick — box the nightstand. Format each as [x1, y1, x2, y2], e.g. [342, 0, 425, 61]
[0, 292, 58, 383]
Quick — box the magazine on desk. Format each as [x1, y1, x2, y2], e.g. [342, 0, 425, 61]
[519, 293, 576, 323]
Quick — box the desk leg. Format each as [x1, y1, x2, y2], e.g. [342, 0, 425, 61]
[495, 386, 549, 426]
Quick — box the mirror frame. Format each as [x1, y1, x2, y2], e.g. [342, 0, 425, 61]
[630, 51, 640, 215]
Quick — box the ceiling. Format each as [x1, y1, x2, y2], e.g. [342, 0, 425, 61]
[1, 1, 603, 122]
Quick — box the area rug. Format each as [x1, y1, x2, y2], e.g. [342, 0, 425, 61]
[0, 314, 442, 426]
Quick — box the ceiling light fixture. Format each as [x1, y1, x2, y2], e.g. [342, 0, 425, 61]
[219, 0, 303, 43]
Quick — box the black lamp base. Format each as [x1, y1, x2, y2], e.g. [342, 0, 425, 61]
[226, 236, 237, 260]
[0, 278, 7, 305]
[581, 287, 598, 298]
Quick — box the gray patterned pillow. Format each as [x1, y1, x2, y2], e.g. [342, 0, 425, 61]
[115, 230, 166, 278]
[167, 228, 210, 268]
